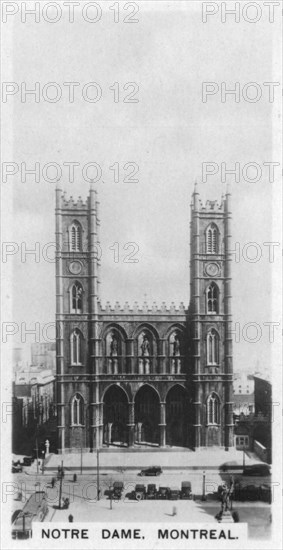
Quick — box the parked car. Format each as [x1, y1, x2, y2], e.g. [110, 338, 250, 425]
[139, 466, 163, 476]
[134, 484, 146, 501]
[180, 481, 192, 499]
[243, 463, 270, 476]
[146, 484, 157, 499]
[169, 487, 181, 500]
[111, 481, 124, 500]
[23, 457, 34, 467]
[233, 483, 260, 501]
[219, 461, 242, 472]
[12, 463, 23, 473]
[156, 486, 171, 500]
[259, 484, 272, 504]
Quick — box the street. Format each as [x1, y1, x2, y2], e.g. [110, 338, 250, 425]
[9, 467, 272, 541]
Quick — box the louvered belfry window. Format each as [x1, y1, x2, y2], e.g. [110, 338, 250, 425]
[70, 222, 82, 251]
[206, 224, 218, 253]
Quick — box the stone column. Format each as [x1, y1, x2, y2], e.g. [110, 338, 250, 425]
[137, 422, 142, 444]
[159, 339, 166, 374]
[128, 401, 135, 446]
[107, 423, 113, 446]
[224, 185, 234, 448]
[138, 359, 144, 375]
[159, 402, 166, 447]
[126, 339, 134, 374]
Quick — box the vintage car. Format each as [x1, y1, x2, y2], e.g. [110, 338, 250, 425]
[110, 481, 124, 500]
[146, 484, 158, 499]
[243, 463, 270, 476]
[12, 462, 23, 474]
[139, 466, 163, 477]
[168, 487, 181, 500]
[180, 481, 192, 499]
[22, 456, 34, 467]
[156, 486, 171, 500]
[133, 484, 146, 500]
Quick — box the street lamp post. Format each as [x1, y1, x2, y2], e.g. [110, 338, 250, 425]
[35, 434, 39, 475]
[201, 470, 206, 501]
[58, 460, 64, 509]
[97, 449, 100, 501]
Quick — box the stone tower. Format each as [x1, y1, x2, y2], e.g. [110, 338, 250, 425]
[189, 183, 234, 448]
[55, 184, 101, 452]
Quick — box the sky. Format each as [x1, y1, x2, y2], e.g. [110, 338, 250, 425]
[1, 1, 281, 374]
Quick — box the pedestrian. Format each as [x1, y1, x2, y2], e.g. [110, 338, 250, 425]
[172, 506, 177, 516]
[68, 514, 73, 523]
[51, 477, 55, 488]
[73, 473, 77, 483]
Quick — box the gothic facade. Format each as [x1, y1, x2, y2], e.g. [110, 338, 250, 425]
[55, 184, 234, 452]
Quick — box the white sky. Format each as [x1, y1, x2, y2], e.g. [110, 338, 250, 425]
[2, 1, 281, 374]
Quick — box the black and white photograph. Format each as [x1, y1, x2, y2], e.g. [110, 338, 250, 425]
[1, 1, 282, 549]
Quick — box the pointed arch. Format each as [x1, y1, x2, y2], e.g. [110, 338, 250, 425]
[206, 223, 219, 254]
[70, 328, 83, 365]
[103, 384, 129, 446]
[206, 392, 220, 425]
[167, 328, 185, 374]
[134, 325, 159, 375]
[206, 328, 219, 365]
[103, 325, 127, 374]
[206, 282, 219, 314]
[70, 393, 84, 426]
[69, 220, 82, 252]
[166, 384, 189, 447]
[70, 281, 83, 314]
[134, 384, 160, 445]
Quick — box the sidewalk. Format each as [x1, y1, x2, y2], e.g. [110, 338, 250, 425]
[43, 448, 257, 474]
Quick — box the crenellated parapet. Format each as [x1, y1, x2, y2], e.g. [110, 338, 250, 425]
[60, 192, 89, 210]
[199, 198, 225, 212]
[98, 300, 187, 315]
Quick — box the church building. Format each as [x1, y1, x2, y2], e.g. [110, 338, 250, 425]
[55, 184, 234, 452]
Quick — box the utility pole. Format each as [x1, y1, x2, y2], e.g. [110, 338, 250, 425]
[35, 435, 39, 475]
[97, 449, 100, 501]
[58, 460, 63, 509]
[201, 470, 206, 501]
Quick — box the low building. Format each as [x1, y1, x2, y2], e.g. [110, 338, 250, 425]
[31, 370, 55, 424]
[31, 343, 56, 372]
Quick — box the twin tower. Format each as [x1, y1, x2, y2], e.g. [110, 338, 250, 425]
[55, 184, 234, 452]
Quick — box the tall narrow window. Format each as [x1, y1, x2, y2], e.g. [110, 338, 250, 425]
[70, 282, 83, 313]
[206, 223, 218, 253]
[70, 222, 82, 252]
[71, 393, 84, 425]
[206, 283, 219, 313]
[70, 329, 82, 365]
[207, 393, 220, 424]
[206, 329, 219, 364]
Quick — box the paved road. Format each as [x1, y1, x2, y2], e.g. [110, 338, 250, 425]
[10, 469, 271, 509]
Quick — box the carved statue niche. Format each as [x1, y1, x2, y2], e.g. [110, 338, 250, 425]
[107, 332, 119, 375]
[139, 332, 151, 375]
[170, 332, 181, 374]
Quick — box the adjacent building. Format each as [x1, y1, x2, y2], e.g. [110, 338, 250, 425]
[31, 342, 56, 372]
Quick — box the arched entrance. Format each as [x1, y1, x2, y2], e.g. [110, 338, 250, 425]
[135, 385, 160, 446]
[166, 385, 188, 447]
[103, 385, 129, 447]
